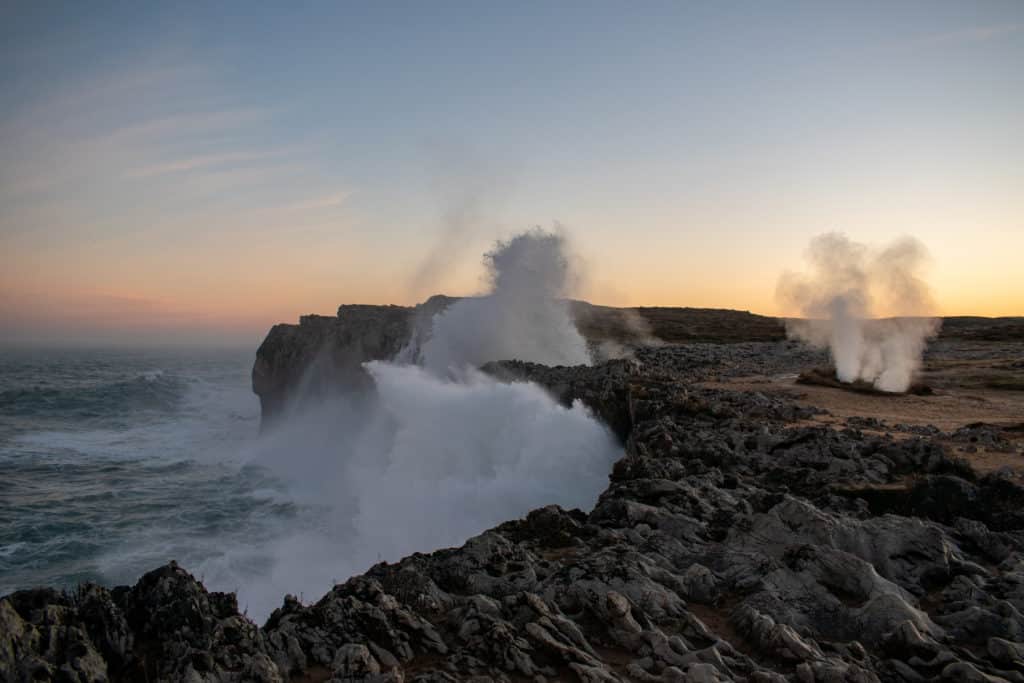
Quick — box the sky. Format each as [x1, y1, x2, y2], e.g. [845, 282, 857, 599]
[1, 1, 1021, 346]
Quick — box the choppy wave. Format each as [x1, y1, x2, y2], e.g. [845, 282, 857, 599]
[0, 348, 267, 599]
[0, 339, 620, 622]
[0, 371, 187, 419]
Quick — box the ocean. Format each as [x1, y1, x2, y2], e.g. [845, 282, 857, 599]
[0, 347, 299, 613]
[0, 342, 622, 621]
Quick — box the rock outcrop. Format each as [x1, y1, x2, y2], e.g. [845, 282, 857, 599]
[250, 300, 790, 427]
[252, 297, 455, 427]
[252, 307, 409, 428]
[251, 300, 1021, 427]
[8, 342, 1024, 682]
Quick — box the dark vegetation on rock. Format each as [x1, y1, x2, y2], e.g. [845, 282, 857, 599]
[6, 303, 1024, 682]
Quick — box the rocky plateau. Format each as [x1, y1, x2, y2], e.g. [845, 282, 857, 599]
[4, 302, 1024, 683]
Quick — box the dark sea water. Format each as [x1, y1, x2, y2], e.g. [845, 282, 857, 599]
[0, 347, 297, 611]
[0, 344, 623, 621]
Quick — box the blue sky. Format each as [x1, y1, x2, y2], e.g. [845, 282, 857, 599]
[1, 1, 1022, 344]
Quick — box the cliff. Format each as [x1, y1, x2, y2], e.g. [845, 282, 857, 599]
[8, 304, 1023, 681]
[251, 298, 787, 426]
[251, 299, 1020, 428]
[6, 341, 1024, 682]
[251, 297, 456, 427]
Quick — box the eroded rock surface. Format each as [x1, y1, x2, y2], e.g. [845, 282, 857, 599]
[8, 343, 1024, 682]
[250, 300, 793, 428]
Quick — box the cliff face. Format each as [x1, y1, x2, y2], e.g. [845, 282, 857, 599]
[251, 301, 1021, 429]
[250, 298, 787, 427]
[252, 296, 460, 427]
[251, 307, 410, 428]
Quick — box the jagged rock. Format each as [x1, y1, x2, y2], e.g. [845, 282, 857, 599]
[952, 424, 1019, 453]
[1, 563, 285, 683]
[987, 637, 1024, 667]
[9, 340, 1024, 681]
[941, 661, 1012, 682]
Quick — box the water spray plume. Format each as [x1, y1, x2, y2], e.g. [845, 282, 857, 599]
[412, 229, 592, 373]
[210, 228, 618, 620]
[777, 232, 940, 393]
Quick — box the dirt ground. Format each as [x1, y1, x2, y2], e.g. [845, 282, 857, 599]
[706, 375, 1023, 431]
[702, 357, 1024, 477]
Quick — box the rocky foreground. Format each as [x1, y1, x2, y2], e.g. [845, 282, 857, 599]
[4, 338, 1024, 683]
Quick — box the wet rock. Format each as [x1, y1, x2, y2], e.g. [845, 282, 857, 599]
[8, 341, 1024, 681]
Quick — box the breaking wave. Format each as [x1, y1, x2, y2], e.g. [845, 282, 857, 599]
[222, 230, 622, 619]
[221, 361, 620, 619]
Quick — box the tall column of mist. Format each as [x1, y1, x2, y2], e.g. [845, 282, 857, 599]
[204, 229, 618, 621]
[415, 229, 592, 374]
[777, 232, 940, 393]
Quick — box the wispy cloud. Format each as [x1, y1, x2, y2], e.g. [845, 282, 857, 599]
[0, 106, 275, 202]
[0, 64, 207, 135]
[185, 162, 309, 195]
[281, 190, 352, 211]
[125, 151, 283, 180]
[904, 23, 1022, 50]
[83, 107, 270, 149]
[0, 55, 278, 203]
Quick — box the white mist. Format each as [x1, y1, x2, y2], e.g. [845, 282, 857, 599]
[778, 232, 940, 393]
[202, 229, 619, 621]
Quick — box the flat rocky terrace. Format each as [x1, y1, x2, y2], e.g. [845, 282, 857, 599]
[4, 335, 1024, 683]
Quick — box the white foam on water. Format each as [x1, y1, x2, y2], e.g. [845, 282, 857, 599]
[215, 360, 619, 620]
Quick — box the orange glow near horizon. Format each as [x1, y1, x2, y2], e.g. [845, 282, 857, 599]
[3, 224, 1020, 346]
[2, 4, 1022, 345]
[2, 190, 1023, 345]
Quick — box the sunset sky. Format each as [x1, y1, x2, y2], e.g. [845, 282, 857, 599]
[1, 2, 1021, 345]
